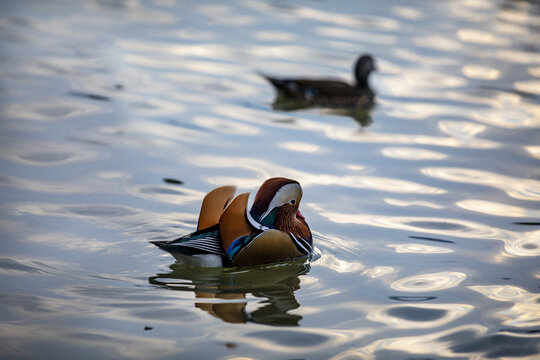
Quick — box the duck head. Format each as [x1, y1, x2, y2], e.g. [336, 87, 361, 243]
[354, 54, 376, 89]
[248, 177, 312, 243]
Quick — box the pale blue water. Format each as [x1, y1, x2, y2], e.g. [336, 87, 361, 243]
[1, 0, 539, 359]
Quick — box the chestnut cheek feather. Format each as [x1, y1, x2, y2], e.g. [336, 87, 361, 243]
[275, 206, 311, 241]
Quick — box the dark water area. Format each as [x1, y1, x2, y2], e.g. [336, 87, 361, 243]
[1, 0, 540, 359]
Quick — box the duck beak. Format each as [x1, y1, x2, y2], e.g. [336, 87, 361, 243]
[296, 210, 305, 221]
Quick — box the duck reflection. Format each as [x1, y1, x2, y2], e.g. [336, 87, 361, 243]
[261, 54, 376, 127]
[149, 260, 310, 326]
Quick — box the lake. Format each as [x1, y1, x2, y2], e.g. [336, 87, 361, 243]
[1, 0, 539, 359]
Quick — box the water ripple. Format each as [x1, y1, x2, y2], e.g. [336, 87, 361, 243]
[413, 34, 462, 52]
[0, 256, 66, 276]
[472, 108, 540, 129]
[381, 147, 447, 161]
[384, 198, 445, 209]
[279, 141, 321, 153]
[193, 116, 259, 135]
[322, 210, 540, 257]
[469, 285, 540, 327]
[212, 104, 500, 149]
[2, 142, 103, 166]
[515, 80, 540, 96]
[332, 324, 540, 359]
[323, 126, 500, 149]
[322, 212, 500, 238]
[254, 30, 297, 42]
[457, 199, 540, 218]
[14, 203, 140, 219]
[362, 266, 395, 279]
[0, 173, 89, 194]
[2, 99, 107, 122]
[387, 243, 453, 254]
[1, 323, 181, 359]
[391, 271, 467, 292]
[190, 155, 445, 194]
[457, 28, 510, 46]
[438, 120, 486, 139]
[127, 185, 204, 205]
[525, 145, 540, 159]
[367, 303, 473, 329]
[421, 167, 540, 201]
[316, 26, 396, 45]
[294, 7, 400, 30]
[317, 253, 364, 274]
[217, 325, 365, 355]
[26, 232, 111, 252]
[462, 64, 500, 80]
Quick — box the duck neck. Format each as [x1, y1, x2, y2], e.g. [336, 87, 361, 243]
[249, 207, 276, 229]
[355, 74, 370, 89]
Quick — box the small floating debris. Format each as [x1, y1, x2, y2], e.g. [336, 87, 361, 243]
[408, 235, 456, 244]
[163, 178, 184, 185]
[69, 91, 111, 102]
[388, 296, 437, 302]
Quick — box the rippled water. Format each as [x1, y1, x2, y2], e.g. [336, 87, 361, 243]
[1, 0, 540, 359]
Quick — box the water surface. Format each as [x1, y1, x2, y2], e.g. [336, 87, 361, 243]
[1, 0, 540, 359]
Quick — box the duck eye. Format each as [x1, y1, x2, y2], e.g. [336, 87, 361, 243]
[289, 198, 296, 205]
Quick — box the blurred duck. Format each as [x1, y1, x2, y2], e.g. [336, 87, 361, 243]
[152, 177, 312, 267]
[261, 54, 376, 111]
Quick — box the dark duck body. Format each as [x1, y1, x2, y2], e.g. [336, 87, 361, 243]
[262, 54, 376, 111]
[151, 178, 312, 267]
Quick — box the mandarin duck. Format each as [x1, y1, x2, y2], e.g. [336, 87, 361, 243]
[152, 177, 312, 267]
[261, 54, 376, 111]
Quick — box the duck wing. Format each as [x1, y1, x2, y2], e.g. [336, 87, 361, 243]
[295, 79, 374, 108]
[262, 75, 353, 97]
[151, 224, 222, 256]
[219, 192, 252, 253]
[197, 185, 236, 231]
[293, 79, 361, 97]
[228, 230, 306, 266]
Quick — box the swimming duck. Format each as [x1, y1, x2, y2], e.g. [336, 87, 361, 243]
[261, 54, 376, 111]
[152, 177, 312, 267]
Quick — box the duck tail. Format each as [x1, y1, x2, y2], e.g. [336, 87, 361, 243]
[257, 72, 288, 92]
[150, 240, 167, 248]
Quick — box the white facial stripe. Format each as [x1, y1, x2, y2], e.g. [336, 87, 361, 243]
[259, 182, 302, 221]
[246, 208, 269, 230]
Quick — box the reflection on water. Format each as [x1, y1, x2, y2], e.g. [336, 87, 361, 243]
[469, 285, 540, 328]
[457, 199, 540, 218]
[1, 0, 540, 359]
[0, 323, 182, 359]
[387, 243, 453, 254]
[2, 98, 107, 122]
[321, 210, 540, 257]
[334, 324, 540, 359]
[367, 303, 473, 329]
[149, 261, 310, 326]
[422, 167, 540, 201]
[381, 146, 448, 160]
